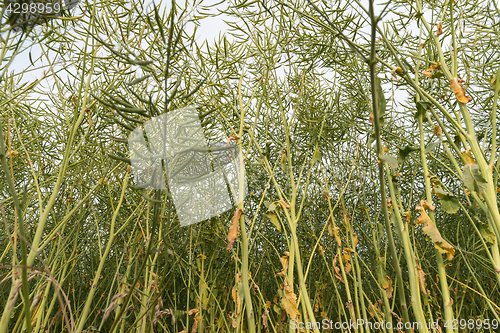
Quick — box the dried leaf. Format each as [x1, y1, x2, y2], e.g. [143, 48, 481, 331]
[342, 249, 352, 273]
[333, 254, 343, 282]
[436, 22, 443, 35]
[353, 233, 359, 249]
[227, 209, 243, 250]
[403, 211, 412, 225]
[422, 70, 433, 78]
[461, 150, 476, 164]
[368, 113, 374, 123]
[418, 199, 435, 211]
[433, 126, 442, 136]
[262, 310, 269, 329]
[232, 285, 241, 315]
[227, 134, 240, 144]
[188, 309, 199, 315]
[328, 219, 334, 237]
[333, 227, 341, 247]
[281, 278, 299, 319]
[387, 198, 393, 208]
[377, 257, 393, 299]
[368, 300, 380, 318]
[416, 203, 455, 260]
[324, 190, 332, 200]
[314, 293, 321, 312]
[281, 252, 289, 272]
[344, 262, 352, 275]
[6, 150, 19, 157]
[230, 312, 238, 328]
[385, 276, 393, 299]
[190, 315, 201, 333]
[318, 245, 325, 257]
[417, 265, 427, 295]
[278, 200, 290, 209]
[429, 62, 441, 70]
[450, 78, 472, 104]
[422, 62, 442, 79]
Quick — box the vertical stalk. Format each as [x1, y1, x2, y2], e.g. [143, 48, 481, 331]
[288, 223, 319, 333]
[76, 171, 129, 333]
[276, 83, 320, 332]
[385, 167, 428, 332]
[185, 226, 194, 332]
[418, 112, 455, 332]
[338, 199, 361, 333]
[237, 75, 256, 333]
[367, 2, 414, 331]
[363, 198, 391, 333]
[0, 119, 31, 333]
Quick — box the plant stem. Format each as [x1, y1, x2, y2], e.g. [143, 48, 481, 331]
[367, 2, 413, 331]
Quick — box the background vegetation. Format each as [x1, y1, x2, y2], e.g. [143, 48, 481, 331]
[1, 0, 500, 332]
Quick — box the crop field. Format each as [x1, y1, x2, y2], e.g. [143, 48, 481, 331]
[1, 0, 500, 332]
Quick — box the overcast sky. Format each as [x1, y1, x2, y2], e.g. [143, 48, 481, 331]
[7, 0, 231, 80]
[5, 0, 415, 116]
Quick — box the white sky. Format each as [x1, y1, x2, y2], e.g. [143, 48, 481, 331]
[6, 0, 399, 80]
[3, 0, 436, 121]
[7, 0, 231, 80]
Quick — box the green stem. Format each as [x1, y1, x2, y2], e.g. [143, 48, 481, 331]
[385, 165, 428, 332]
[237, 74, 256, 333]
[367, 2, 412, 331]
[418, 112, 455, 332]
[75, 172, 129, 332]
[0, 119, 31, 333]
